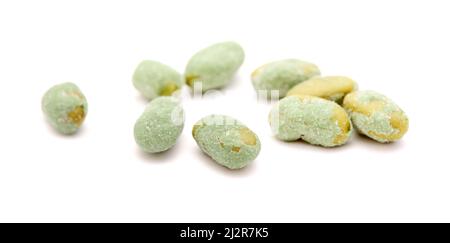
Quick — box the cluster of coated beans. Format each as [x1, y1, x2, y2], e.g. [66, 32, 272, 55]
[42, 41, 409, 170]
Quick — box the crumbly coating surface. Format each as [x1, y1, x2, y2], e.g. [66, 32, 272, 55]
[269, 95, 352, 147]
[134, 97, 185, 153]
[343, 90, 408, 143]
[252, 59, 320, 99]
[192, 115, 261, 169]
[133, 60, 183, 100]
[42, 82, 88, 134]
[185, 41, 245, 92]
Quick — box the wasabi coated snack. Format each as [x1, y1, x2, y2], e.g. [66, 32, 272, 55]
[343, 90, 408, 143]
[42, 82, 88, 134]
[132, 60, 183, 100]
[287, 76, 357, 103]
[185, 41, 245, 92]
[134, 97, 184, 153]
[269, 95, 352, 147]
[251, 59, 320, 99]
[192, 115, 261, 169]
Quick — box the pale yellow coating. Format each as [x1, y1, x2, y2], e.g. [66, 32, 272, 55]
[301, 63, 321, 78]
[287, 76, 357, 101]
[239, 127, 257, 146]
[192, 124, 202, 137]
[250, 64, 267, 79]
[332, 106, 352, 145]
[185, 75, 199, 87]
[159, 83, 179, 96]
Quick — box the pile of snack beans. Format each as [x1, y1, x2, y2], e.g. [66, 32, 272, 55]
[42, 41, 408, 170]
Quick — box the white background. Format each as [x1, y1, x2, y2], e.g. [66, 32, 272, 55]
[0, 0, 449, 223]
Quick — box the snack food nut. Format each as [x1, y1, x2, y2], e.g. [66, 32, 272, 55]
[42, 82, 88, 135]
[251, 59, 320, 99]
[132, 60, 183, 100]
[134, 97, 185, 153]
[269, 95, 352, 147]
[343, 90, 408, 143]
[287, 76, 357, 103]
[185, 41, 245, 92]
[192, 115, 261, 169]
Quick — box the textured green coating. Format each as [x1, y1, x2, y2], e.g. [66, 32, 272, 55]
[132, 60, 183, 100]
[185, 41, 245, 92]
[134, 97, 184, 153]
[343, 90, 409, 143]
[251, 59, 320, 99]
[192, 115, 261, 170]
[42, 82, 88, 134]
[269, 95, 352, 147]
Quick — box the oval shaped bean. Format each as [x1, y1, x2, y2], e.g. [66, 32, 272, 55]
[343, 90, 408, 143]
[134, 97, 184, 153]
[269, 95, 352, 147]
[185, 41, 245, 92]
[287, 76, 357, 103]
[192, 115, 261, 169]
[42, 82, 88, 135]
[132, 60, 183, 100]
[252, 59, 320, 99]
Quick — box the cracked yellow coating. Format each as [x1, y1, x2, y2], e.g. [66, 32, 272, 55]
[231, 146, 241, 152]
[67, 106, 86, 126]
[239, 127, 257, 146]
[344, 93, 385, 116]
[132, 60, 183, 100]
[42, 82, 88, 134]
[159, 83, 179, 96]
[185, 75, 199, 87]
[269, 95, 353, 147]
[367, 111, 408, 141]
[332, 106, 352, 145]
[192, 115, 261, 169]
[343, 90, 409, 143]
